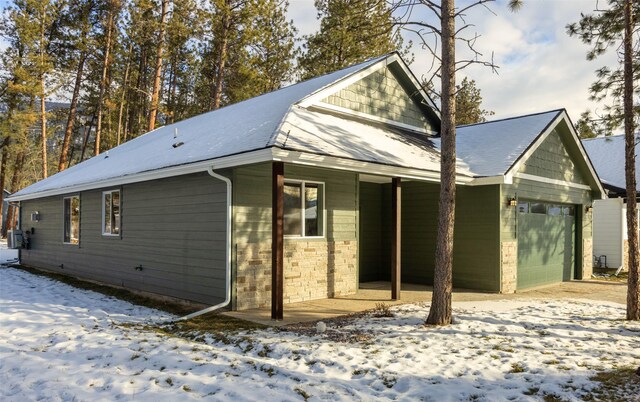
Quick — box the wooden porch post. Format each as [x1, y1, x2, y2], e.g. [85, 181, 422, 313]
[391, 177, 401, 300]
[272, 162, 284, 320]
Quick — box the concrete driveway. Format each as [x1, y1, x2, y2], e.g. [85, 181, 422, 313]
[225, 280, 628, 326]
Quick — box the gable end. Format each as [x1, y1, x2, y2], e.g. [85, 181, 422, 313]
[518, 128, 587, 185]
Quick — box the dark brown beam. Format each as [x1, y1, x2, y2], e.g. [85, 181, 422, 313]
[271, 161, 284, 320]
[391, 177, 401, 300]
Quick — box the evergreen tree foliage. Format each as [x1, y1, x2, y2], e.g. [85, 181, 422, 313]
[0, 0, 298, 196]
[298, 0, 403, 80]
[455, 77, 494, 125]
[567, 0, 640, 131]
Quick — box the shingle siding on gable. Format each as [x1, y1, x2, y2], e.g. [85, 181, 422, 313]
[322, 67, 433, 131]
[519, 130, 587, 184]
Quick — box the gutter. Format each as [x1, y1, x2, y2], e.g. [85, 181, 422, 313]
[175, 167, 232, 321]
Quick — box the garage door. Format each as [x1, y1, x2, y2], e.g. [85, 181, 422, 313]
[516, 201, 575, 289]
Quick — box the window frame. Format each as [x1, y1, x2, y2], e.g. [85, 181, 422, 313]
[102, 189, 121, 237]
[283, 179, 326, 239]
[62, 195, 80, 245]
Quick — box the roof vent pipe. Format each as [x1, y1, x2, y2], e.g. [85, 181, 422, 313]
[174, 166, 232, 321]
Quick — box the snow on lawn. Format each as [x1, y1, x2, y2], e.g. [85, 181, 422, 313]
[1, 267, 639, 401]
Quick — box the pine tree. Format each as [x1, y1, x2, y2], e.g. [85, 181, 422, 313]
[568, 0, 639, 320]
[298, 0, 403, 80]
[94, 0, 120, 156]
[57, 0, 97, 171]
[223, 0, 296, 103]
[455, 78, 494, 125]
[392, 0, 522, 326]
[147, 0, 169, 131]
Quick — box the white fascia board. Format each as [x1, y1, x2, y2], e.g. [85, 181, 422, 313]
[7, 149, 275, 202]
[558, 110, 607, 198]
[467, 176, 508, 186]
[506, 113, 562, 176]
[9, 146, 479, 201]
[312, 101, 438, 135]
[271, 148, 474, 184]
[513, 172, 593, 191]
[297, 54, 399, 108]
[391, 55, 440, 115]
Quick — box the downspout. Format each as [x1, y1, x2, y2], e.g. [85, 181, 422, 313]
[175, 167, 232, 321]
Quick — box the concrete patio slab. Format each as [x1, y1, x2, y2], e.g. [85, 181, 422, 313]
[223, 280, 628, 326]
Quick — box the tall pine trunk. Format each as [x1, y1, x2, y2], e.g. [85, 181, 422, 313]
[59, 51, 86, 171]
[117, 44, 132, 146]
[211, 3, 231, 111]
[0, 137, 9, 237]
[6, 151, 25, 233]
[426, 0, 456, 326]
[624, 0, 639, 321]
[39, 7, 48, 179]
[148, 0, 169, 131]
[95, 8, 115, 156]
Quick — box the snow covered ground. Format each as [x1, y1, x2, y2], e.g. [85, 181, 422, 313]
[0, 240, 19, 265]
[1, 267, 639, 401]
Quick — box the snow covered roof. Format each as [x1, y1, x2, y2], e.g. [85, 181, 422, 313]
[582, 134, 640, 193]
[448, 110, 563, 177]
[13, 55, 420, 200]
[275, 107, 468, 175]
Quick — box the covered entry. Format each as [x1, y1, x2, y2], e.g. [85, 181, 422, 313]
[516, 200, 576, 289]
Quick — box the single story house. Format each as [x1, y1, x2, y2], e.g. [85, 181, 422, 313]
[583, 134, 639, 271]
[8, 52, 604, 318]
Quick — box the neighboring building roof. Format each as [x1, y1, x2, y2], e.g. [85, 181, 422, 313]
[582, 134, 640, 194]
[448, 110, 563, 177]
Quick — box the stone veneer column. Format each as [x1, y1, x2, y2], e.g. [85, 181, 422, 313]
[500, 241, 518, 293]
[235, 240, 358, 310]
[582, 237, 593, 279]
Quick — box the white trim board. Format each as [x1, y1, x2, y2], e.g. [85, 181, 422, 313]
[8, 146, 480, 201]
[270, 148, 474, 185]
[513, 172, 593, 190]
[7, 149, 273, 202]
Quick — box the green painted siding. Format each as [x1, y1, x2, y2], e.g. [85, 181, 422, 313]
[519, 129, 587, 184]
[400, 182, 501, 291]
[20, 172, 228, 304]
[501, 178, 593, 243]
[322, 67, 435, 132]
[233, 163, 359, 244]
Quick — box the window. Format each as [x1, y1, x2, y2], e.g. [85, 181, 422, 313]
[102, 189, 121, 235]
[547, 205, 562, 216]
[517, 201, 529, 214]
[563, 206, 575, 216]
[530, 203, 546, 214]
[63, 196, 80, 244]
[283, 181, 324, 237]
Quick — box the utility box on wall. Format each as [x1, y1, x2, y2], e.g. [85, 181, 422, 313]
[7, 230, 24, 249]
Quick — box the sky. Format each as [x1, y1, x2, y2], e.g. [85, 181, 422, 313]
[287, 0, 619, 125]
[0, 0, 620, 127]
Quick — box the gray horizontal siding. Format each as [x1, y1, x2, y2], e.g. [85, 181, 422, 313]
[20, 172, 227, 305]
